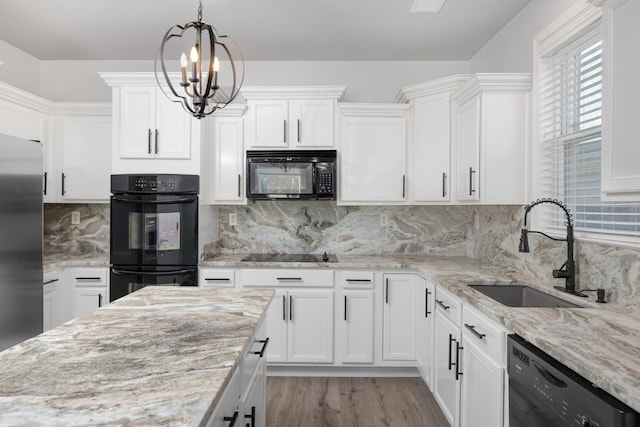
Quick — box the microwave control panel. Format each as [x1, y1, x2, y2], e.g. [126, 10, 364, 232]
[317, 163, 334, 195]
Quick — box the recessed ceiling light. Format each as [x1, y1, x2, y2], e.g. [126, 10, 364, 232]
[409, 0, 447, 14]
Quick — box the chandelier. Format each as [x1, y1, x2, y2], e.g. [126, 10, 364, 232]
[155, 0, 244, 119]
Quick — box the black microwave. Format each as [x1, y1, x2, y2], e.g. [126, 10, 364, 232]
[246, 150, 337, 200]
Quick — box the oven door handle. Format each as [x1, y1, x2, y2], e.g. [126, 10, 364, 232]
[111, 268, 197, 276]
[111, 195, 197, 204]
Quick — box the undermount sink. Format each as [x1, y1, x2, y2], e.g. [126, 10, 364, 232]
[468, 282, 583, 308]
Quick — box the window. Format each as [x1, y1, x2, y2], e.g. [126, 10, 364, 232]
[537, 22, 640, 243]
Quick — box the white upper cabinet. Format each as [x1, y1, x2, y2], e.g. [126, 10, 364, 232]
[338, 103, 410, 204]
[0, 82, 45, 142]
[240, 86, 345, 149]
[399, 75, 471, 204]
[601, 0, 640, 201]
[100, 73, 200, 174]
[451, 74, 531, 204]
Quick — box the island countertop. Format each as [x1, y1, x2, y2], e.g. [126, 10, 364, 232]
[0, 287, 274, 426]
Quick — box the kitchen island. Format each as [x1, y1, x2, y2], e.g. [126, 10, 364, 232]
[0, 287, 273, 426]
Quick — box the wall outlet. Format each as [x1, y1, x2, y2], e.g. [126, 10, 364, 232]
[229, 213, 238, 227]
[71, 211, 80, 225]
[380, 213, 389, 227]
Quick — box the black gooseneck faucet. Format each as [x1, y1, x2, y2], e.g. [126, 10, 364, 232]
[519, 198, 585, 296]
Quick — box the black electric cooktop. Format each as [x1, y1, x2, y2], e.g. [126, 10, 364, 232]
[241, 253, 338, 263]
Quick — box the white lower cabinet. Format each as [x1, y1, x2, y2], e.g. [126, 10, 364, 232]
[199, 268, 235, 288]
[336, 271, 375, 364]
[69, 268, 108, 318]
[241, 358, 267, 427]
[434, 307, 461, 427]
[382, 273, 416, 361]
[265, 289, 334, 363]
[206, 367, 242, 427]
[43, 270, 63, 332]
[416, 277, 436, 388]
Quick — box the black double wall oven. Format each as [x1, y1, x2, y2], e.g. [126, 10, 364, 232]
[109, 174, 199, 302]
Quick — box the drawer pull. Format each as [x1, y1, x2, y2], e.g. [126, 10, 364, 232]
[205, 278, 231, 282]
[75, 277, 102, 281]
[344, 295, 348, 321]
[98, 294, 103, 308]
[436, 299, 450, 310]
[464, 323, 486, 340]
[425, 289, 432, 318]
[223, 410, 239, 427]
[244, 406, 256, 427]
[455, 342, 464, 380]
[277, 277, 302, 281]
[282, 295, 286, 321]
[448, 334, 455, 370]
[43, 278, 59, 285]
[252, 337, 270, 358]
[289, 295, 293, 321]
[385, 278, 389, 304]
[345, 279, 372, 283]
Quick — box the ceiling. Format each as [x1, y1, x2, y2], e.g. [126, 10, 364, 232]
[0, 0, 531, 61]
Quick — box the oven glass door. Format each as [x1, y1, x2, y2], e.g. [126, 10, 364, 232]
[248, 161, 314, 196]
[110, 194, 198, 266]
[109, 266, 197, 302]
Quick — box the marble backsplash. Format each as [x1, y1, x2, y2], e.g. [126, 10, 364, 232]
[43, 204, 109, 257]
[201, 201, 475, 258]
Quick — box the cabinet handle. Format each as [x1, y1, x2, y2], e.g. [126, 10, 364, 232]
[75, 277, 101, 281]
[469, 167, 476, 196]
[385, 278, 389, 304]
[297, 119, 301, 143]
[289, 295, 293, 321]
[98, 294, 103, 308]
[277, 277, 302, 281]
[402, 175, 406, 198]
[345, 279, 372, 283]
[223, 410, 240, 427]
[283, 120, 287, 143]
[464, 323, 486, 340]
[436, 299, 450, 310]
[252, 337, 270, 358]
[448, 334, 455, 370]
[244, 406, 256, 427]
[205, 278, 231, 282]
[344, 295, 348, 321]
[154, 129, 159, 154]
[148, 129, 152, 154]
[237, 174, 241, 197]
[43, 278, 59, 285]
[43, 172, 48, 196]
[442, 172, 447, 198]
[282, 295, 286, 321]
[61, 173, 66, 196]
[455, 342, 464, 380]
[425, 289, 432, 318]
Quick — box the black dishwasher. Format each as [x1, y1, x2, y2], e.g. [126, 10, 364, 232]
[508, 335, 639, 427]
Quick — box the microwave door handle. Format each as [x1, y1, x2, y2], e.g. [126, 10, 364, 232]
[111, 195, 197, 204]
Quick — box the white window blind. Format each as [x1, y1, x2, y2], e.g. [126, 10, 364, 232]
[538, 22, 640, 241]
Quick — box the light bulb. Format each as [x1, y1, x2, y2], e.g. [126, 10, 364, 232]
[190, 45, 199, 62]
[213, 56, 220, 72]
[180, 52, 188, 68]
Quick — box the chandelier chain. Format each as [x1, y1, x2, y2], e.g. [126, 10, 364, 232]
[197, 0, 203, 22]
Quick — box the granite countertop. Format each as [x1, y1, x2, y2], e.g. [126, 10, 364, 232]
[202, 253, 640, 413]
[0, 287, 274, 426]
[43, 254, 110, 270]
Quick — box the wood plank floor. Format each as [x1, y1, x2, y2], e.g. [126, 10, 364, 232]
[266, 377, 450, 427]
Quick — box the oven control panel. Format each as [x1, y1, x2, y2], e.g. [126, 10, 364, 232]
[111, 174, 199, 194]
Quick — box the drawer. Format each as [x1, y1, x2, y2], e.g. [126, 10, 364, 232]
[72, 268, 107, 286]
[199, 269, 235, 288]
[242, 269, 334, 287]
[241, 316, 268, 392]
[338, 270, 375, 289]
[462, 304, 507, 365]
[43, 269, 61, 286]
[434, 285, 462, 326]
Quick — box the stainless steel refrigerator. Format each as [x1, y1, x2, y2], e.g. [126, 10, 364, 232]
[0, 134, 43, 352]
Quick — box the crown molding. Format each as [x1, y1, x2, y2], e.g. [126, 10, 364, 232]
[396, 74, 473, 103]
[240, 86, 346, 100]
[211, 103, 247, 117]
[338, 103, 410, 117]
[48, 102, 112, 115]
[451, 73, 532, 105]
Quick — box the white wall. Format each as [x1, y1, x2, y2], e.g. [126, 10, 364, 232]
[470, 0, 580, 73]
[0, 40, 41, 94]
[37, 59, 470, 102]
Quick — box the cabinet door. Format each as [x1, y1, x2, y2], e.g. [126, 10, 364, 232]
[288, 290, 334, 363]
[601, 0, 640, 200]
[119, 86, 156, 158]
[154, 91, 192, 159]
[211, 116, 244, 203]
[459, 338, 504, 427]
[74, 286, 106, 318]
[266, 290, 288, 363]
[434, 311, 461, 427]
[247, 100, 288, 148]
[43, 283, 56, 332]
[60, 116, 111, 201]
[289, 100, 335, 148]
[241, 358, 266, 427]
[338, 290, 374, 364]
[340, 116, 407, 203]
[206, 368, 241, 427]
[455, 96, 480, 201]
[416, 277, 436, 387]
[412, 93, 452, 202]
[382, 274, 416, 361]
